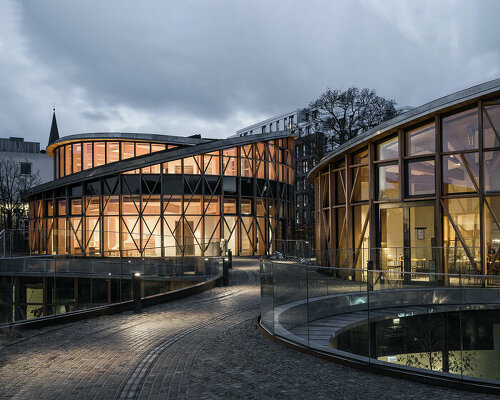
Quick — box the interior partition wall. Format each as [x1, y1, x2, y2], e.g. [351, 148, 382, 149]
[312, 95, 500, 276]
[29, 137, 295, 257]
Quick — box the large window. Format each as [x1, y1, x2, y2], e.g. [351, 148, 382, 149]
[377, 137, 398, 160]
[443, 153, 478, 194]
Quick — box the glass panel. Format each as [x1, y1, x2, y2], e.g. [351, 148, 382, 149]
[224, 216, 236, 254]
[407, 160, 435, 196]
[184, 195, 202, 214]
[163, 195, 182, 214]
[241, 216, 253, 255]
[163, 216, 182, 256]
[69, 217, 82, 254]
[121, 216, 140, 257]
[121, 196, 140, 215]
[142, 216, 161, 257]
[204, 152, 220, 175]
[241, 157, 252, 178]
[57, 218, 67, 254]
[84, 197, 99, 216]
[336, 207, 346, 268]
[406, 123, 435, 156]
[484, 105, 500, 148]
[203, 197, 219, 215]
[85, 217, 100, 254]
[353, 205, 369, 270]
[142, 195, 161, 214]
[57, 200, 67, 216]
[223, 198, 237, 214]
[485, 196, 500, 275]
[165, 159, 182, 174]
[103, 216, 120, 257]
[205, 215, 220, 243]
[72, 143, 82, 173]
[443, 153, 478, 194]
[377, 136, 398, 160]
[443, 197, 480, 274]
[106, 142, 120, 164]
[410, 206, 435, 275]
[377, 164, 399, 199]
[353, 149, 368, 164]
[223, 157, 237, 176]
[241, 198, 252, 215]
[442, 108, 478, 152]
[136, 143, 150, 156]
[484, 151, 500, 192]
[336, 170, 345, 204]
[83, 142, 93, 170]
[151, 143, 166, 153]
[94, 142, 106, 167]
[380, 207, 403, 271]
[59, 147, 65, 178]
[183, 156, 202, 174]
[65, 144, 72, 175]
[70, 199, 82, 215]
[352, 166, 369, 202]
[103, 196, 119, 215]
[121, 142, 135, 160]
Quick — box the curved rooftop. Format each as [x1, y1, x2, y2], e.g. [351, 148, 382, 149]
[308, 78, 500, 181]
[46, 132, 212, 156]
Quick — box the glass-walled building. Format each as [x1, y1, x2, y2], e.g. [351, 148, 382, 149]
[28, 131, 295, 257]
[308, 79, 500, 276]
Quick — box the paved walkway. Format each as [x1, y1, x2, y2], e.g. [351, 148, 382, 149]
[0, 258, 493, 399]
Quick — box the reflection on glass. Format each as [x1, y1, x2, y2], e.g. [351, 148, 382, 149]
[106, 142, 119, 164]
[336, 170, 346, 204]
[443, 197, 480, 274]
[353, 205, 369, 271]
[94, 142, 105, 167]
[485, 196, 500, 275]
[377, 137, 398, 160]
[353, 149, 368, 164]
[443, 153, 478, 193]
[352, 166, 369, 202]
[410, 206, 435, 275]
[407, 123, 435, 156]
[377, 164, 399, 199]
[484, 151, 500, 192]
[83, 142, 93, 170]
[484, 105, 500, 148]
[407, 160, 435, 196]
[121, 142, 135, 160]
[380, 207, 403, 271]
[72, 143, 82, 173]
[336, 207, 346, 268]
[442, 108, 478, 151]
[65, 145, 72, 176]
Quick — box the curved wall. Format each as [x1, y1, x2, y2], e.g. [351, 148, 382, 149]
[309, 80, 500, 275]
[29, 133, 295, 257]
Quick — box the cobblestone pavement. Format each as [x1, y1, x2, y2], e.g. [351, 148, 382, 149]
[0, 258, 495, 399]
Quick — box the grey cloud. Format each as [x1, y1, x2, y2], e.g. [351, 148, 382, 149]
[0, 0, 498, 144]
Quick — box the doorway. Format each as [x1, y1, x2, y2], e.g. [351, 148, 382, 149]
[378, 202, 435, 281]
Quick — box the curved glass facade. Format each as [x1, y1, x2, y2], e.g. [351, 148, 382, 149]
[311, 92, 500, 276]
[29, 135, 295, 257]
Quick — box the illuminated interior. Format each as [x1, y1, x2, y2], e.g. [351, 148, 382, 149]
[29, 134, 295, 257]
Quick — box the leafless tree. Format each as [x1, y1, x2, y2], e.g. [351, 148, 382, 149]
[304, 87, 399, 151]
[0, 159, 40, 230]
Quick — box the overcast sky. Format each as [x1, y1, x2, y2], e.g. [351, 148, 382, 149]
[1, 0, 499, 145]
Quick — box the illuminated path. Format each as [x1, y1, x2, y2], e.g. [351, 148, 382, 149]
[0, 259, 491, 399]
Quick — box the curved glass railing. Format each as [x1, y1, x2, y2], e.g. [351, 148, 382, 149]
[260, 259, 500, 386]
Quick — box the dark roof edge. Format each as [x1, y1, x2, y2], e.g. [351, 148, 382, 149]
[28, 130, 294, 196]
[307, 78, 500, 181]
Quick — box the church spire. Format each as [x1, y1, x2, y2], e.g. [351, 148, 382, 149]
[48, 108, 59, 146]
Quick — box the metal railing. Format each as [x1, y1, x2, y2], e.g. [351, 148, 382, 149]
[0, 242, 225, 324]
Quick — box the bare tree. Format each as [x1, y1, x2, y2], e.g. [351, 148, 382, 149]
[305, 87, 399, 151]
[0, 160, 40, 229]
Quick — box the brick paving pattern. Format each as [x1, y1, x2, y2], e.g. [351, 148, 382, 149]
[0, 258, 494, 399]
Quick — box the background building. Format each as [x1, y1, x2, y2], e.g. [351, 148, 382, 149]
[308, 79, 500, 277]
[28, 128, 295, 257]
